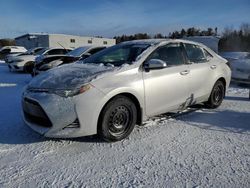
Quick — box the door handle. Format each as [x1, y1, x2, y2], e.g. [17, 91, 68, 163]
[210, 65, 217, 69]
[180, 70, 190, 75]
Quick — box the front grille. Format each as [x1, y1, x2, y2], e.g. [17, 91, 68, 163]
[23, 98, 52, 127]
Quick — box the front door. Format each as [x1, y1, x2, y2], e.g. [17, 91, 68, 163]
[142, 43, 190, 117]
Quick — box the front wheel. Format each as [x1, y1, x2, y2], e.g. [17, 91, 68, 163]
[205, 80, 225, 108]
[98, 96, 137, 142]
[23, 61, 34, 73]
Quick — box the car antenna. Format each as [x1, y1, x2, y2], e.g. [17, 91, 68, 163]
[57, 42, 68, 51]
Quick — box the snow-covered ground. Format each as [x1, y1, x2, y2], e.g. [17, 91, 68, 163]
[0, 62, 249, 187]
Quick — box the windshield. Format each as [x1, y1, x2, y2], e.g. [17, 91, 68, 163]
[82, 43, 150, 66]
[66, 47, 89, 57]
[35, 48, 48, 55]
[20, 48, 34, 55]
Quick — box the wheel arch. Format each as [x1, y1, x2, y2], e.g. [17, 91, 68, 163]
[97, 92, 143, 132]
[23, 61, 35, 73]
[217, 77, 227, 95]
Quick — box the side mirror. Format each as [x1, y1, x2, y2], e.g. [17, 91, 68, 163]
[144, 59, 167, 71]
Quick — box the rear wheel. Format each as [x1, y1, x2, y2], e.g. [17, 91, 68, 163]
[205, 80, 225, 108]
[98, 96, 137, 142]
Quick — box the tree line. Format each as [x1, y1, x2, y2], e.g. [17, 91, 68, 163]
[1, 23, 250, 52]
[219, 23, 250, 52]
[113, 23, 250, 52]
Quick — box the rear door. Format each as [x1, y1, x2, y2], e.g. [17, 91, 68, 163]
[183, 43, 215, 102]
[142, 43, 190, 116]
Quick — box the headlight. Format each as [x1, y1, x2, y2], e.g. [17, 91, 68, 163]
[53, 84, 92, 98]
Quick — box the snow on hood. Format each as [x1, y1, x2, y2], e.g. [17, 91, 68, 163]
[28, 63, 115, 89]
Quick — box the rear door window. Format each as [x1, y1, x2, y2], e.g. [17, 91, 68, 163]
[183, 43, 207, 63]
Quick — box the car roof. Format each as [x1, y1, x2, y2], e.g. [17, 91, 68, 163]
[120, 38, 208, 48]
[46, 47, 72, 51]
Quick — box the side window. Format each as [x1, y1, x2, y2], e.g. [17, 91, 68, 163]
[147, 43, 185, 66]
[183, 43, 206, 63]
[47, 49, 60, 55]
[88, 47, 105, 55]
[203, 49, 213, 59]
[47, 49, 67, 55]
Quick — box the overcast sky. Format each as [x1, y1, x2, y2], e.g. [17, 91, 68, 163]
[0, 0, 249, 38]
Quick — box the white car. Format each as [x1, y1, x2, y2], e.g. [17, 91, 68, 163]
[5, 47, 44, 64]
[0, 46, 27, 60]
[7, 47, 71, 72]
[230, 58, 250, 85]
[33, 46, 106, 76]
[220, 52, 250, 85]
[22, 39, 231, 142]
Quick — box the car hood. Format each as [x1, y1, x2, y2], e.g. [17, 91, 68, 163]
[28, 63, 115, 90]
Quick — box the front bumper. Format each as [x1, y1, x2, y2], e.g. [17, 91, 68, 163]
[22, 90, 84, 138]
[8, 62, 25, 72]
[22, 86, 105, 138]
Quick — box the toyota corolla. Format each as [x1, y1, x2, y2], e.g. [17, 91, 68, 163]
[22, 39, 231, 142]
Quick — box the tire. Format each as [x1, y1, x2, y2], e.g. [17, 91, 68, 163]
[23, 62, 34, 73]
[205, 80, 225, 109]
[98, 96, 137, 142]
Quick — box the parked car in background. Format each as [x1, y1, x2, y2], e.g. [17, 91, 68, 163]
[0, 46, 27, 60]
[32, 46, 106, 76]
[7, 47, 71, 73]
[5, 47, 44, 63]
[220, 52, 250, 86]
[22, 39, 231, 142]
[219, 52, 250, 62]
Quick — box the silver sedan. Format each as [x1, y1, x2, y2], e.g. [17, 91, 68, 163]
[22, 39, 231, 142]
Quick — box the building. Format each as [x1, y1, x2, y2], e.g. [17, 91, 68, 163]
[15, 33, 116, 49]
[183, 36, 220, 53]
